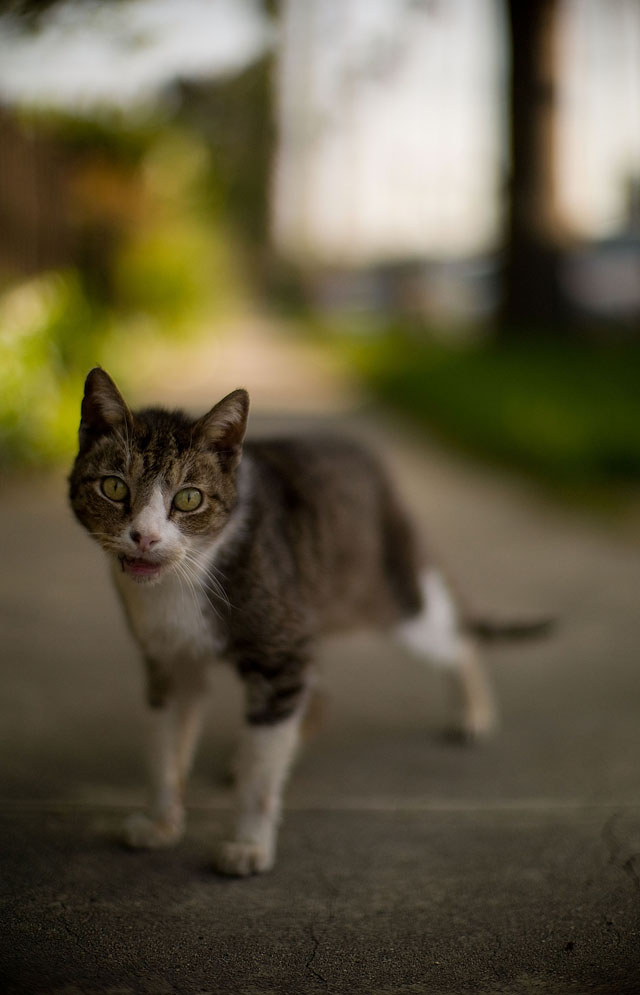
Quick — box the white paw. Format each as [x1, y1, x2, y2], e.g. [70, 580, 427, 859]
[448, 704, 498, 743]
[214, 839, 275, 877]
[122, 811, 185, 849]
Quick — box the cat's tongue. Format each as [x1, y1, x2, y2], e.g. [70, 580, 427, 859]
[122, 557, 163, 579]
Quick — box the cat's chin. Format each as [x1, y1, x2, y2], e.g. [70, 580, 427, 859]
[119, 555, 168, 584]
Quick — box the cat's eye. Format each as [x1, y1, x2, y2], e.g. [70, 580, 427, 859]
[101, 476, 129, 502]
[173, 487, 203, 512]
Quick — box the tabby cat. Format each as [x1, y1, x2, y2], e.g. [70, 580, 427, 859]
[69, 367, 499, 876]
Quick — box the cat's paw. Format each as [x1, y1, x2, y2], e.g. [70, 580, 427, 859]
[445, 705, 498, 744]
[213, 839, 275, 877]
[122, 812, 184, 849]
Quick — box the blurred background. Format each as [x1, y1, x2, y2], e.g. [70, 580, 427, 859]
[1, 0, 639, 506]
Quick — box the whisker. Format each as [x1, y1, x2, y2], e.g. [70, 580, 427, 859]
[183, 566, 227, 612]
[180, 553, 233, 615]
[172, 562, 190, 618]
[173, 560, 208, 623]
[183, 569, 209, 624]
[86, 531, 119, 549]
[181, 560, 228, 622]
[181, 550, 233, 610]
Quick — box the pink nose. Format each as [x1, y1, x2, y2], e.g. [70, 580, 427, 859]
[130, 529, 160, 553]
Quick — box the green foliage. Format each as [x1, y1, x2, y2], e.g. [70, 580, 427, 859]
[342, 327, 640, 494]
[21, 108, 161, 167]
[0, 272, 108, 466]
[112, 130, 241, 327]
[114, 228, 207, 326]
[0, 125, 244, 470]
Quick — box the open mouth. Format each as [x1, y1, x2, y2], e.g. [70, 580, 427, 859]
[120, 556, 166, 581]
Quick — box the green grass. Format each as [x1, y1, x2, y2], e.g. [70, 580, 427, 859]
[340, 328, 640, 497]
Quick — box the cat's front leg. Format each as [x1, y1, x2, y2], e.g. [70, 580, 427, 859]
[215, 710, 303, 875]
[123, 672, 206, 850]
[215, 663, 309, 876]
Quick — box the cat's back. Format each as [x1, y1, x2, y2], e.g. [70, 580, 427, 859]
[245, 433, 385, 502]
[240, 433, 423, 629]
[243, 433, 404, 539]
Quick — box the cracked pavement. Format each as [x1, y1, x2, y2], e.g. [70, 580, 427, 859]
[1, 363, 640, 993]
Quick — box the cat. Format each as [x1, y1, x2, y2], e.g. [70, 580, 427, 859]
[69, 367, 531, 876]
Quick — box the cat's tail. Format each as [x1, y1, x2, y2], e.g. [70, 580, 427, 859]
[464, 615, 557, 643]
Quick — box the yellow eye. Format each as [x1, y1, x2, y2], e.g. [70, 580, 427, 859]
[101, 476, 129, 502]
[173, 487, 203, 512]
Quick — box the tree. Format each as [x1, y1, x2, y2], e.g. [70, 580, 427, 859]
[501, 0, 570, 333]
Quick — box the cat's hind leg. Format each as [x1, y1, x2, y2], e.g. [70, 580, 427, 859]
[123, 664, 207, 849]
[394, 569, 497, 740]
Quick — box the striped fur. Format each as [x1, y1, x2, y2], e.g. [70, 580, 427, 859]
[70, 368, 498, 875]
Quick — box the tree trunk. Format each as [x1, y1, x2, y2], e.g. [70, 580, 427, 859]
[500, 0, 569, 334]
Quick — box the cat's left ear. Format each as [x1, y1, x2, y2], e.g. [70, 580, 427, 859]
[196, 388, 249, 467]
[79, 367, 133, 451]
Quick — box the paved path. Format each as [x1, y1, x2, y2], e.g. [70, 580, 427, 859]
[2, 319, 640, 993]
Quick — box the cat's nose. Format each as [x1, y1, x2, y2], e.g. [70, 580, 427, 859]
[130, 529, 160, 553]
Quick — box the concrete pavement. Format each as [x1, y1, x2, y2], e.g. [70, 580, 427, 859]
[1, 334, 640, 993]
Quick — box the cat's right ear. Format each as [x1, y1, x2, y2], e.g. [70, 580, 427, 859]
[78, 367, 133, 451]
[196, 388, 249, 468]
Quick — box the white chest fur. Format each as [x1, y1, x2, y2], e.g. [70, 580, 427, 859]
[109, 461, 251, 668]
[113, 566, 221, 666]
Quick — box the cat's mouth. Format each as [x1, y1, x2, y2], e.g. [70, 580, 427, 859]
[119, 555, 167, 582]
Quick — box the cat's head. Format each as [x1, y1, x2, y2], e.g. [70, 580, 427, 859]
[69, 368, 249, 585]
